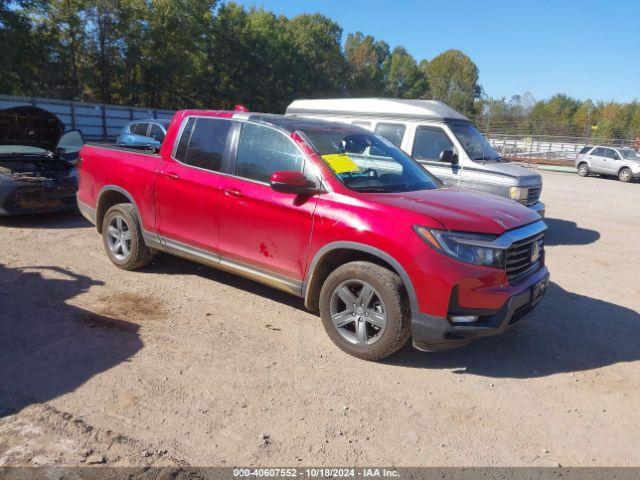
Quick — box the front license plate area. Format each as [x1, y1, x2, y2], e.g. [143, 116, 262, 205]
[532, 277, 549, 303]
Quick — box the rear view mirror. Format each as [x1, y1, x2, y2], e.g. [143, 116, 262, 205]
[439, 150, 457, 164]
[270, 170, 322, 195]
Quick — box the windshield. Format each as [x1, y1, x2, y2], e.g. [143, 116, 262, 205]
[620, 149, 640, 160]
[301, 128, 440, 193]
[0, 145, 50, 155]
[450, 123, 500, 161]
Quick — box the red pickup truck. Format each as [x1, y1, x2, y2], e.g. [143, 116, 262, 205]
[77, 110, 549, 360]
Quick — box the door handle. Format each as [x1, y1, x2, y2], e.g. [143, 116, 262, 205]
[225, 188, 243, 198]
[163, 171, 180, 180]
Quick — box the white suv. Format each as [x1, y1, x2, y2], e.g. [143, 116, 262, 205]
[575, 146, 640, 182]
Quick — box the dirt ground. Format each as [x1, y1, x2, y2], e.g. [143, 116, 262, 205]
[1, 170, 639, 468]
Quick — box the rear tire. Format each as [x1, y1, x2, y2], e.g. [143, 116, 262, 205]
[319, 261, 411, 361]
[102, 203, 153, 270]
[577, 163, 589, 177]
[619, 167, 633, 183]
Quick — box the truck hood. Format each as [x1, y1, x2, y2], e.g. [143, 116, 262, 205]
[0, 106, 65, 152]
[368, 187, 541, 235]
[476, 160, 541, 185]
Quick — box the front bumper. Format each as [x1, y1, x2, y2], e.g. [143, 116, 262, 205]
[529, 201, 545, 217]
[0, 182, 77, 215]
[411, 268, 550, 351]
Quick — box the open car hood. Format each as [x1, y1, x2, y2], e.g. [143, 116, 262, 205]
[0, 106, 65, 152]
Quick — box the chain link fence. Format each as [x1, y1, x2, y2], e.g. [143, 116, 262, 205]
[483, 132, 639, 166]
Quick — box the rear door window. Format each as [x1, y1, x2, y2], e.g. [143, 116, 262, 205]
[375, 123, 406, 147]
[579, 146, 593, 154]
[174, 118, 195, 162]
[182, 117, 232, 172]
[150, 123, 165, 142]
[134, 123, 149, 136]
[236, 123, 304, 183]
[412, 127, 454, 161]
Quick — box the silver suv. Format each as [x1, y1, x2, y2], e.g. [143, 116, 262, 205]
[575, 146, 640, 182]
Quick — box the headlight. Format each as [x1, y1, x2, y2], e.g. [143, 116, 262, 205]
[509, 186, 528, 201]
[414, 226, 505, 268]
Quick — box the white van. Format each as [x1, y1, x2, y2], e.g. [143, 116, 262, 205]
[286, 98, 545, 216]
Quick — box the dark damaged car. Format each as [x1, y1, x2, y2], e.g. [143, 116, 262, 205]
[0, 106, 84, 215]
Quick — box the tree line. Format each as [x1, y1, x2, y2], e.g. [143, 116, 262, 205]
[478, 93, 640, 140]
[1, 0, 638, 140]
[0, 0, 483, 115]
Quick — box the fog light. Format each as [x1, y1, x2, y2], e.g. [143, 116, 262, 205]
[449, 315, 479, 324]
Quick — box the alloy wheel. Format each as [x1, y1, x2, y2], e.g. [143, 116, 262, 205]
[329, 280, 387, 346]
[106, 215, 132, 261]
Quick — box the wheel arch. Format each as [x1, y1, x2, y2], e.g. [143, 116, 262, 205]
[95, 185, 141, 233]
[618, 165, 633, 175]
[303, 242, 418, 316]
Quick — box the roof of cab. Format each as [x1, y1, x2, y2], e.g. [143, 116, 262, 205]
[243, 113, 367, 133]
[285, 98, 470, 122]
[172, 109, 369, 134]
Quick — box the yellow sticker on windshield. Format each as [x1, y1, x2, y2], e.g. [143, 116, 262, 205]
[322, 153, 359, 174]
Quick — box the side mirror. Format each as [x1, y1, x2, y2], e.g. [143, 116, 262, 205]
[57, 130, 84, 152]
[439, 150, 457, 164]
[270, 170, 321, 195]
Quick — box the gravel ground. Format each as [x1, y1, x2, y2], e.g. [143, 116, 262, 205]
[1, 170, 639, 467]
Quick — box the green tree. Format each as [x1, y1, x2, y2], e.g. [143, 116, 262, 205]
[35, 0, 88, 99]
[384, 46, 426, 98]
[427, 49, 481, 117]
[529, 94, 581, 135]
[287, 13, 345, 102]
[0, 0, 49, 95]
[142, 0, 216, 108]
[83, 0, 125, 103]
[572, 100, 597, 137]
[344, 32, 389, 96]
[114, 0, 148, 105]
[208, 4, 288, 111]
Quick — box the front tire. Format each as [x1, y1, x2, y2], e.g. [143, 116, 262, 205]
[319, 261, 411, 361]
[619, 168, 633, 183]
[577, 163, 589, 177]
[102, 203, 153, 270]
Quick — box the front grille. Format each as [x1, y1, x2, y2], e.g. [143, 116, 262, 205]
[506, 233, 544, 284]
[526, 185, 542, 206]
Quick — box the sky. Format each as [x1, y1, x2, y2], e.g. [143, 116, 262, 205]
[237, 0, 640, 103]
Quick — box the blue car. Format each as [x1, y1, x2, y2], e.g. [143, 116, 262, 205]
[116, 119, 171, 148]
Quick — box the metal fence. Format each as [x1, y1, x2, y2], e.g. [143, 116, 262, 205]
[2, 93, 638, 163]
[0, 94, 175, 141]
[484, 132, 639, 164]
